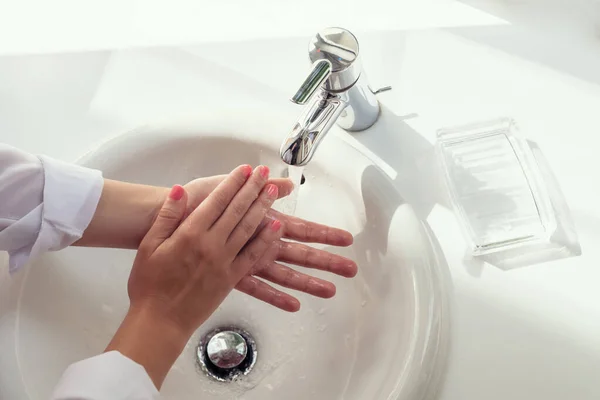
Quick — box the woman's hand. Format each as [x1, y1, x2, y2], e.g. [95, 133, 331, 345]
[106, 165, 282, 388]
[78, 171, 357, 311]
[234, 210, 357, 311]
[184, 177, 357, 312]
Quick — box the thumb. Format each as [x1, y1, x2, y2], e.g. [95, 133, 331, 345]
[141, 185, 188, 253]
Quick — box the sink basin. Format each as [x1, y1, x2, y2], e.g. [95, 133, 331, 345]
[0, 111, 449, 399]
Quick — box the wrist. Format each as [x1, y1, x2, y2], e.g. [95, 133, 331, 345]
[105, 305, 190, 389]
[77, 180, 169, 249]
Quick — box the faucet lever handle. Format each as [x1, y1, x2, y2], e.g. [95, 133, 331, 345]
[290, 59, 332, 105]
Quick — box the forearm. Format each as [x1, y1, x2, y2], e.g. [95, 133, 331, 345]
[105, 306, 189, 389]
[75, 179, 168, 249]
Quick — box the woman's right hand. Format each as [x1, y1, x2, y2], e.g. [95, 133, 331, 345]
[105, 164, 281, 389]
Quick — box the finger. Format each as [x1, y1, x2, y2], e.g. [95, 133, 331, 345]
[269, 178, 294, 198]
[212, 165, 271, 237]
[278, 241, 358, 278]
[235, 276, 301, 312]
[186, 165, 252, 231]
[140, 185, 188, 254]
[231, 219, 282, 277]
[256, 262, 336, 298]
[192, 176, 292, 200]
[183, 176, 292, 223]
[267, 210, 354, 246]
[226, 184, 278, 251]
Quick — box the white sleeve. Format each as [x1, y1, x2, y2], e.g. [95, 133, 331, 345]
[51, 351, 160, 400]
[1, 148, 158, 398]
[0, 144, 103, 273]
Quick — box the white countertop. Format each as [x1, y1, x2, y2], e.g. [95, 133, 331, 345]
[2, 1, 600, 399]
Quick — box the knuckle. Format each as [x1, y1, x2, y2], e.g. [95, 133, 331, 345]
[244, 279, 259, 297]
[299, 274, 311, 293]
[197, 242, 216, 258]
[263, 242, 280, 263]
[158, 206, 180, 222]
[282, 267, 296, 286]
[300, 245, 313, 266]
[304, 223, 314, 241]
[250, 232, 270, 252]
[310, 248, 324, 267]
[236, 176, 248, 189]
[239, 220, 257, 238]
[246, 249, 262, 264]
[215, 264, 231, 280]
[181, 230, 197, 246]
[213, 191, 230, 211]
[231, 202, 248, 219]
[259, 191, 274, 206]
[136, 243, 153, 258]
[324, 226, 333, 242]
[252, 176, 267, 191]
[249, 259, 266, 274]
[325, 253, 335, 271]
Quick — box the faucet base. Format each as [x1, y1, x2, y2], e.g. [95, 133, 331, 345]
[335, 74, 380, 132]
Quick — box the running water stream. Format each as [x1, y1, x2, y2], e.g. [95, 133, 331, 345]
[274, 165, 304, 216]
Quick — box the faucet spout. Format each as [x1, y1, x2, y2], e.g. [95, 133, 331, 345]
[279, 27, 385, 167]
[280, 91, 347, 166]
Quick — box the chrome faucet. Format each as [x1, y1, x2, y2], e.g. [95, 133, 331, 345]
[280, 27, 390, 166]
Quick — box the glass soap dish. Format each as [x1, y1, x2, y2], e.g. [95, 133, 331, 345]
[436, 118, 579, 267]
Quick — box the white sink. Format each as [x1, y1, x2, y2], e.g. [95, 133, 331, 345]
[0, 111, 449, 400]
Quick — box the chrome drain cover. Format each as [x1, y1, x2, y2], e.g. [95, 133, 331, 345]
[197, 327, 257, 382]
[207, 331, 247, 369]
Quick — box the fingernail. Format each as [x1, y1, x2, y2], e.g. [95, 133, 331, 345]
[169, 185, 184, 201]
[267, 184, 278, 198]
[242, 165, 252, 179]
[259, 165, 270, 179]
[271, 219, 281, 232]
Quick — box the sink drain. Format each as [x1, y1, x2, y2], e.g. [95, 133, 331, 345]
[197, 327, 257, 382]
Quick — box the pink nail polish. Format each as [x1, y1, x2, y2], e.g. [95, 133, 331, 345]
[242, 165, 252, 179]
[267, 184, 278, 198]
[260, 165, 270, 179]
[169, 185, 184, 201]
[271, 220, 281, 232]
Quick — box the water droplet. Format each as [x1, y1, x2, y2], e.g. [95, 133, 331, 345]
[101, 304, 113, 314]
[265, 384, 274, 391]
[361, 300, 367, 307]
[317, 307, 326, 315]
[317, 325, 327, 332]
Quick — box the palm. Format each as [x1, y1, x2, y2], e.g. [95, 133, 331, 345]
[183, 176, 357, 312]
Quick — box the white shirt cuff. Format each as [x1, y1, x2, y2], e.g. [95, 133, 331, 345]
[9, 156, 103, 272]
[51, 351, 160, 400]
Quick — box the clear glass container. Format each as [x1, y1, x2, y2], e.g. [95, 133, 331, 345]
[436, 118, 558, 257]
